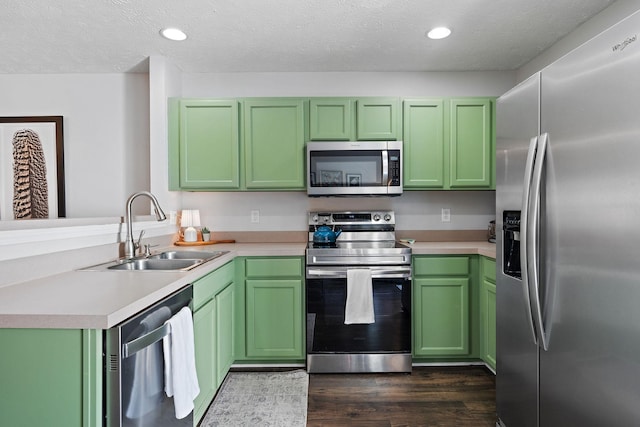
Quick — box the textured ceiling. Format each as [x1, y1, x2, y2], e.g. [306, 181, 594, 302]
[0, 0, 616, 74]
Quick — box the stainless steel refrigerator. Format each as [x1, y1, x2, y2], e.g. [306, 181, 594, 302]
[496, 9, 640, 427]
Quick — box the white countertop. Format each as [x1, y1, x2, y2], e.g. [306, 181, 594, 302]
[409, 241, 496, 259]
[0, 241, 494, 330]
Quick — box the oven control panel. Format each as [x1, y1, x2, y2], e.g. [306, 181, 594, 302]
[309, 211, 395, 226]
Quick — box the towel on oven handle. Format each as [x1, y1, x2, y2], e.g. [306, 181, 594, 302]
[345, 268, 375, 324]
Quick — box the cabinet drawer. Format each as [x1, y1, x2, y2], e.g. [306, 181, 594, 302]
[245, 257, 303, 278]
[413, 256, 470, 276]
[481, 256, 496, 283]
[194, 261, 235, 310]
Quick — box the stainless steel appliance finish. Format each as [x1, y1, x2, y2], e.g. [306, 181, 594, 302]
[497, 10, 640, 426]
[105, 286, 193, 427]
[306, 211, 412, 373]
[306, 140, 403, 196]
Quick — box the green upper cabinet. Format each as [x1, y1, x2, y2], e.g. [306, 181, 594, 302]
[449, 98, 493, 188]
[243, 99, 307, 189]
[309, 97, 399, 141]
[169, 98, 240, 190]
[402, 99, 445, 188]
[168, 95, 492, 192]
[309, 98, 352, 140]
[356, 97, 400, 140]
[403, 97, 495, 190]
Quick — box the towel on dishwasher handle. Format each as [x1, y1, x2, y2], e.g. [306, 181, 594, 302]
[345, 268, 375, 324]
[163, 306, 200, 419]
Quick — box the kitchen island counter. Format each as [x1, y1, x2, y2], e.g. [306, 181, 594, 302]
[0, 243, 305, 330]
[0, 241, 494, 330]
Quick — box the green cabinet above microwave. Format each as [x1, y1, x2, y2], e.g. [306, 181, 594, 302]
[308, 97, 400, 141]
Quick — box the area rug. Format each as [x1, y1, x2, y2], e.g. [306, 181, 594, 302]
[200, 370, 309, 427]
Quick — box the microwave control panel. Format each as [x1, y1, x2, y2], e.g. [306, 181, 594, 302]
[389, 150, 401, 186]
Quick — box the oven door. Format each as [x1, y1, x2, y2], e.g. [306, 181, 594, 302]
[305, 266, 411, 372]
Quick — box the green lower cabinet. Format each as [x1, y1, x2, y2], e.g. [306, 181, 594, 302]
[193, 299, 217, 423]
[215, 283, 235, 381]
[480, 279, 497, 371]
[245, 279, 303, 358]
[414, 276, 470, 356]
[0, 329, 102, 427]
[480, 256, 497, 371]
[192, 262, 235, 425]
[235, 256, 305, 361]
[412, 255, 482, 360]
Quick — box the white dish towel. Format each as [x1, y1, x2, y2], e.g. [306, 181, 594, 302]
[162, 306, 200, 419]
[345, 268, 375, 324]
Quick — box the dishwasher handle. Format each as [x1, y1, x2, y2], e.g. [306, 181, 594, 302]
[122, 323, 170, 358]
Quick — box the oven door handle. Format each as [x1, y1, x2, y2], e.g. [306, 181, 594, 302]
[306, 266, 412, 279]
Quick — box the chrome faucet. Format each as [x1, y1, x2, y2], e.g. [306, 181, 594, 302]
[124, 191, 167, 259]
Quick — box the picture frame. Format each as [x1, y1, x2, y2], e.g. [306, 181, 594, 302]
[320, 170, 343, 186]
[0, 116, 65, 220]
[346, 173, 361, 187]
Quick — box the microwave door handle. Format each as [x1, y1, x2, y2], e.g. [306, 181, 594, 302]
[382, 150, 389, 186]
[521, 136, 539, 346]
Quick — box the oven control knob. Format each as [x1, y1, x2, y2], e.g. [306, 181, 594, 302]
[384, 214, 392, 222]
[312, 215, 319, 223]
[373, 214, 381, 221]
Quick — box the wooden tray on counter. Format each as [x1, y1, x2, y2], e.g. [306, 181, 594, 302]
[174, 239, 236, 246]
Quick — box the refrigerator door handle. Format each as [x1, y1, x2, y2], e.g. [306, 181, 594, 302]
[520, 136, 539, 345]
[528, 132, 549, 351]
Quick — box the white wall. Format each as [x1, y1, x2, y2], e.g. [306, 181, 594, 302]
[182, 71, 515, 98]
[0, 73, 150, 218]
[177, 71, 515, 232]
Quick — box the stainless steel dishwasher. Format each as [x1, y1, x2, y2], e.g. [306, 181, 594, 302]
[105, 285, 193, 427]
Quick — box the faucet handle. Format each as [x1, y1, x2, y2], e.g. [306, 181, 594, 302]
[135, 230, 145, 252]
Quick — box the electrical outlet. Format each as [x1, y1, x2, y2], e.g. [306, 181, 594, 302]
[441, 208, 451, 222]
[251, 210, 260, 223]
[169, 211, 177, 225]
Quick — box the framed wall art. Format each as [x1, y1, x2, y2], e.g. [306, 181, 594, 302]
[0, 116, 65, 220]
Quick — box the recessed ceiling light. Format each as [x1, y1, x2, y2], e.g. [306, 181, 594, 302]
[160, 28, 187, 41]
[427, 27, 451, 40]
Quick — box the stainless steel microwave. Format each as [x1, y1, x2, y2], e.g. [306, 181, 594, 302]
[306, 140, 403, 196]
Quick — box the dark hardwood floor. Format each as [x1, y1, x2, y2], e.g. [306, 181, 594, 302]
[306, 366, 496, 427]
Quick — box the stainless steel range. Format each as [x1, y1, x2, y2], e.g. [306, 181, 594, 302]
[305, 211, 412, 373]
